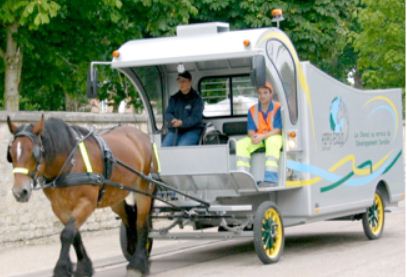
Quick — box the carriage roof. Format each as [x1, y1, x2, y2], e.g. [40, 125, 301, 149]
[111, 23, 291, 68]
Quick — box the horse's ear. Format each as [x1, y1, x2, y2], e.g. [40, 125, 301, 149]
[7, 116, 17, 135]
[33, 114, 45, 135]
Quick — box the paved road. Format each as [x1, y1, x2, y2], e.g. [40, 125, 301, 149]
[20, 203, 405, 277]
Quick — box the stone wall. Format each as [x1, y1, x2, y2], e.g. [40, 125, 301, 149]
[0, 112, 149, 244]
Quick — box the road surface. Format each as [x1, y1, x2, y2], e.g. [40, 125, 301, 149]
[16, 202, 404, 277]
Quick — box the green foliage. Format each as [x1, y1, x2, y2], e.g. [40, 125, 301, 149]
[0, 0, 60, 29]
[1, 0, 198, 111]
[0, 61, 3, 108]
[17, 0, 125, 110]
[353, 0, 405, 89]
[191, 0, 357, 82]
[0, 0, 404, 111]
[97, 69, 144, 113]
[1, 0, 61, 110]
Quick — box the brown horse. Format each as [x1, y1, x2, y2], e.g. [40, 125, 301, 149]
[6, 115, 156, 277]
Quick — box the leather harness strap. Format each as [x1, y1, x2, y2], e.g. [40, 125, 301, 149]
[48, 128, 113, 204]
[92, 133, 114, 203]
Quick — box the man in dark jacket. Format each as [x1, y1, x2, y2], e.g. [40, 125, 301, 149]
[162, 70, 204, 146]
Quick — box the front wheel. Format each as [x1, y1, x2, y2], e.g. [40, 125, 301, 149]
[253, 201, 285, 264]
[362, 192, 385, 240]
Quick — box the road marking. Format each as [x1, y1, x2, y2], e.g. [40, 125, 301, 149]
[95, 240, 229, 273]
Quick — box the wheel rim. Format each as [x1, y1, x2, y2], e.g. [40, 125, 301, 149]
[261, 208, 283, 258]
[367, 193, 384, 235]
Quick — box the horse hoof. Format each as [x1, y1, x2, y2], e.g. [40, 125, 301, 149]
[74, 259, 94, 277]
[53, 261, 73, 277]
[127, 268, 143, 277]
[74, 270, 94, 277]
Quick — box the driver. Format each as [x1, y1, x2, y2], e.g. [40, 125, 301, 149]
[162, 71, 204, 146]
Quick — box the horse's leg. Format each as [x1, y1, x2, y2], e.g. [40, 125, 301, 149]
[53, 197, 96, 277]
[73, 232, 93, 277]
[53, 218, 76, 277]
[112, 200, 138, 258]
[127, 192, 152, 277]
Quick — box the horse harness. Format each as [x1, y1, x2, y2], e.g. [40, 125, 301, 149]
[7, 126, 114, 203]
[46, 128, 116, 203]
[8, 125, 211, 209]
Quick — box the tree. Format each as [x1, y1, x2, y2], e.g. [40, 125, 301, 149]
[191, 0, 358, 82]
[0, 0, 60, 111]
[2, 0, 197, 111]
[353, 0, 405, 89]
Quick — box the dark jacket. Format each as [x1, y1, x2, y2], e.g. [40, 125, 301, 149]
[164, 89, 204, 133]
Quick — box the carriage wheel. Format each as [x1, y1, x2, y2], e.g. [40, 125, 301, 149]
[362, 192, 385, 240]
[253, 201, 284, 264]
[120, 222, 153, 261]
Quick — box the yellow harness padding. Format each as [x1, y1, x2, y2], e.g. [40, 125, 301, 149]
[79, 141, 93, 173]
[12, 167, 29, 175]
[153, 143, 161, 173]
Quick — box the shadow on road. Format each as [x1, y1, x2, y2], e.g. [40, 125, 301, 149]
[149, 230, 369, 275]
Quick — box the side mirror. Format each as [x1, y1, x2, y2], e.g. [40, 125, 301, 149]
[86, 67, 98, 98]
[251, 55, 266, 89]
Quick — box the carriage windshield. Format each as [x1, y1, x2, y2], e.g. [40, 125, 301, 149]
[131, 66, 164, 130]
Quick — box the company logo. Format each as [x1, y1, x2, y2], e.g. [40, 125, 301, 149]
[329, 96, 348, 136]
[321, 96, 349, 151]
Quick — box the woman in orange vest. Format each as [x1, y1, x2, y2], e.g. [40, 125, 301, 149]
[236, 82, 283, 186]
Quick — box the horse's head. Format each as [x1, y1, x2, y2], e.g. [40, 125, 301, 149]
[6, 115, 44, 202]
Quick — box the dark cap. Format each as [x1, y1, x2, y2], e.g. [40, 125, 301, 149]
[177, 70, 192, 81]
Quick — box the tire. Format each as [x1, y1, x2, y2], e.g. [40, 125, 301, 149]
[362, 192, 385, 240]
[120, 222, 153, 261]
[253, 201, 285, 264]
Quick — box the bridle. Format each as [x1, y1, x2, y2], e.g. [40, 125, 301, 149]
[7, 126, 44, 181]
[7, 123, 97, 190]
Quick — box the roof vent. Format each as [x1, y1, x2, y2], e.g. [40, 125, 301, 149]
[176, 22, 230, 37]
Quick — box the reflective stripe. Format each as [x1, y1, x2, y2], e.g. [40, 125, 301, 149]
[265, 156, 279, 163]
[237, 156, 251, 167]
[79, 142, 93, 173]
[237, 160, 251, 168]
[13, 167, 29, 175]
[153, 143, 161, 173]
[236, 156, 251, 163]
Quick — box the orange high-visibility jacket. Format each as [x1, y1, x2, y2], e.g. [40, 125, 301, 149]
[249, 101, 281, 135]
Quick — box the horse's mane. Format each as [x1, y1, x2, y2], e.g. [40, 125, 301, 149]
[41, 117, 90, 164]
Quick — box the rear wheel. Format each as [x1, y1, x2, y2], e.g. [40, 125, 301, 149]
[120, 222, 153, 261]
[253, 201, 284, 264]
[362, 192, 385, 240]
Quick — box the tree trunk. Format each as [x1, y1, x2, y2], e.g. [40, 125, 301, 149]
[4, 23, 23, 111]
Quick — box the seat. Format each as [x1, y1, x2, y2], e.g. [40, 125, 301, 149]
[198, 122, 208, 144]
